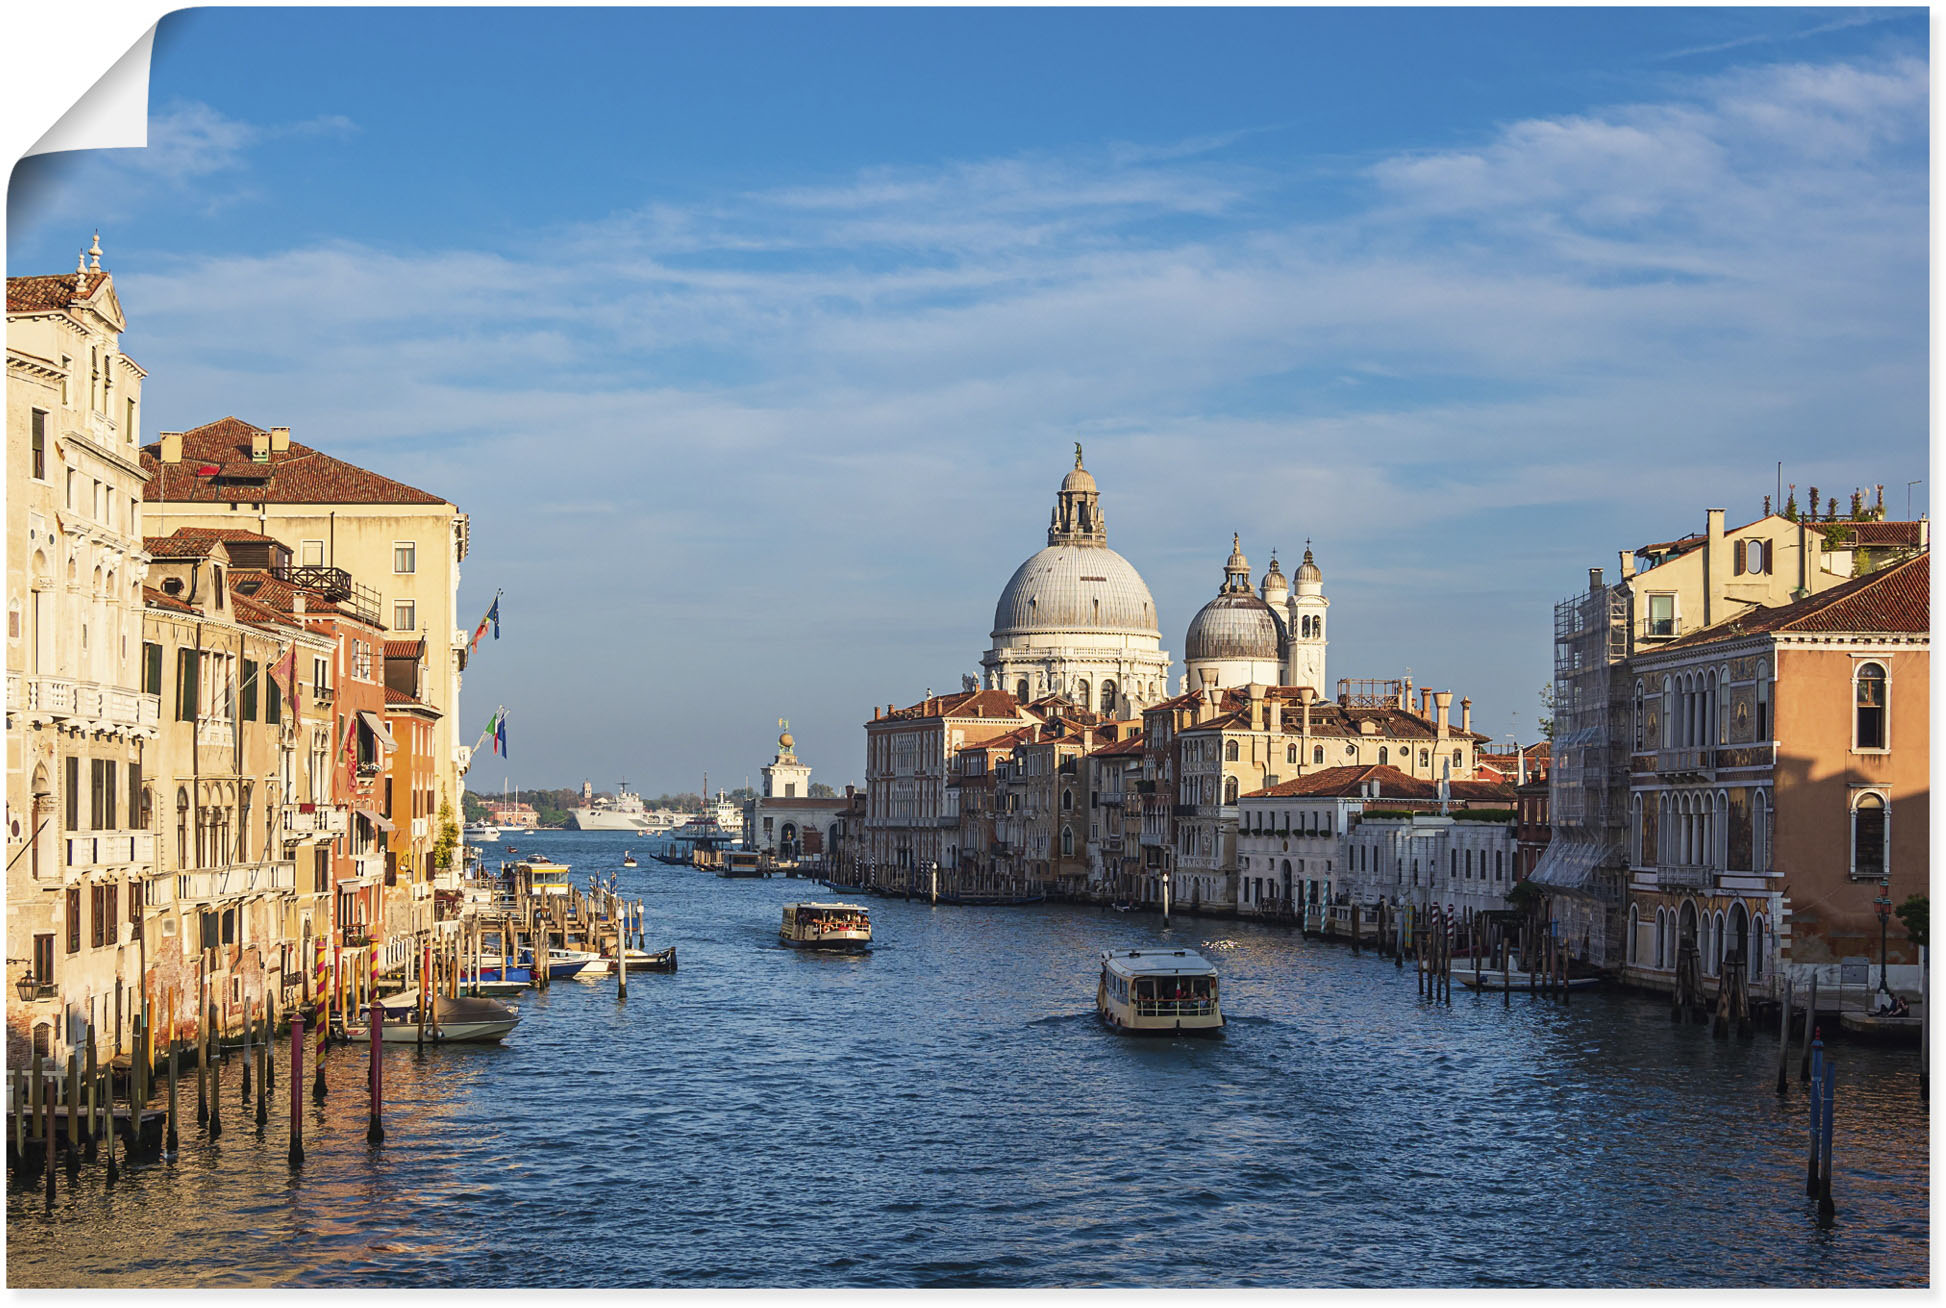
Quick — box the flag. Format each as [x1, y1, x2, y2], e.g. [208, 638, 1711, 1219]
[269, 645, 300, 725]
[469, 594, 501, 655]
[340, 712, 359, 760]
[496, 713, 508, 759]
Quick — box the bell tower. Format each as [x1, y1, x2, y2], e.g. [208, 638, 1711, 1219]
[1284, 543, 1329, 695]
[762, 719, 812, 799]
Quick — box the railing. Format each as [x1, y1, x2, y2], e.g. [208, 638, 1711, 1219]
[5, 671, 19, 710]
[283, 804, 348, 835]
[1656, 864, 1711, 891]
[1172, 804, 1198, 817]
[176, 860, 298, 902]
[1132, 997, 1218, 1019]
[271, 564, 382, 626]
[67, 831, 154, 868]
[196, 718, 235, 749]
[21, 677, 160, 731]
[1656, 748, 1715, 775]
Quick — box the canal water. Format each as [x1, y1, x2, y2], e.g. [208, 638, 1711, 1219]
[7, 831, 1928, 1287]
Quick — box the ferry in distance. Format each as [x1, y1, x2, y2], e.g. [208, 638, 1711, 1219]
[566, 781, 658, 831]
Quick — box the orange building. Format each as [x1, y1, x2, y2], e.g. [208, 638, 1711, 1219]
[1619, 552, 1927, 999]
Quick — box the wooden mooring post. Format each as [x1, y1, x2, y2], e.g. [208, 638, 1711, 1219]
[289, 1010, 305, 1167]
[207, 1001, 223, 1140]
[82, 1024, 98, 1162]
[1805, 1032, 1823, 1196]
[1800, 973, 1818, 1081]
[1776, 977, 1794, 1095]
[367, 1001, 385, 1145]
[1817, 1049, 1838, 1228]
[43, 1055, 56, 1205]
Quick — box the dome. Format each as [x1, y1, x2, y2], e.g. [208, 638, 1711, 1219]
[1061, 465, 1097, 494]
[1185, 590, 1283, 663]
[992, 544, 1159, 638]
[779, 729, 794, 751]
[1295, 545, 1322, 584]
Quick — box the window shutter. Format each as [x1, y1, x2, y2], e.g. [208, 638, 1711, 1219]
[241, 659, 258, 721]
[65, 757, 80, 831]
[1733, 539, 1746, 575]
[66, 887, 81, 952]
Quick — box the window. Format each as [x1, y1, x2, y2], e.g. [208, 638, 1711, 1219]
[129, 761, 144, 829]
[1288, 745, 1298, 765]
[301, 540, 325, 567]
[32, 934, 54, 992]
[1854, 662, 1887, 750]
[65, 756, 80, 831]
[1314, 745, 1325, 765]
[66, 887, 81, 953]
[1378, 747, 1388, 765]
[177, 789, 190, 867]
[176, 648, 199, 721]
[393, 600, 416, 632]
[313, 656, 331, 698]
[241, 658, 258, 721]
[1647, 593, 1676, 638]
[1755, 662, 1770, 740]
[1224, 776, 1239, 804]
[142, 641, 163, 695]
[394, 541, 417, 573]
[89, 759, 117, 830]
[31, 410, 46, 479]
[1851, 793, 1887, 880]
[266, 667, 282, 724]
[1419, 749, 1429, 768]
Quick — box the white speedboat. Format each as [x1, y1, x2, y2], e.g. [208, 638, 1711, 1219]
[780, 902, 871, 953]
[1098, 949, 1225, 1036]
[350, 993, 520, 1043]
[464, 822, 501, 842]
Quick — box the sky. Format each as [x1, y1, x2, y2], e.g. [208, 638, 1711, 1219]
[8, 6, 1930, 796]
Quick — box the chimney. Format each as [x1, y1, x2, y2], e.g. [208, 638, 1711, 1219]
[1248, 684, 1266, 732]
[1618, 549, 1635, 577]
[160, 431, 183, 463]
[1299, 685, 1313, 765]
[1704, 508, 1727, 626]
[1435, 691, 1452, 739]
[251, 430, 270, 462]
[1588, 566, 1603, 594]
[873, 707, 881, 721]
[1517, 748, 1527, 788]
[1420, 687, 1434, 720]
[1460, 697, 1472, 735]
[270, 426, 290, 452]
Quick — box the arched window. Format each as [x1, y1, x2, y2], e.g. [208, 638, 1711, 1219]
[1015, 679, 1029, 702]
[1494, 850, 1503, 879]
[1075, 679, 1090, 711]
[1314, 745, 1325, 764]
[1634, 681, 1645, 749]
[1753, 789, 1770, 872]
[177, 788, 190, 868]
[1378, 747, 1388, 765]
[1287, 744, 1298, 765]
[1223, 776, 1239, 804]
[1855, 662, 1887, 749]
[1060, 827, 1073, 857]
[1655, 908, 1669, 969]
[1453, 749, 1463, 767]
[1101, 679, 1116, 713]
[1751, 914, 1766, 980]
[1628, 905, 1640, 965]
[1224, 740, 1239, 762]
[1629, 794, 1643, 866]
[1661, 676, 1674, 747]
[1852, 792, 1888, 879]
[1419, 749, 1429, 768]
[1060, 788, 1073, 812]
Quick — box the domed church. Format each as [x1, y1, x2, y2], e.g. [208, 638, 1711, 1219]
[1183, 537, 1329, 696]
[981, 447, 1173, 717]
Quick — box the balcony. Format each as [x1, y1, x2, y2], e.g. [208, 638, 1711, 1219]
[1172, 803, 1198, 817]
[196, 717, 235, 749]
[283, 804, 348, 835]
[66, 831, 154, 870]
[1135, 780, 1157, 795]
[1656, 748, 1715, 778]
[1656, 864, 1711, 892]
[18, 676, 159, 733]
[271, 564, 382, 626]
[176, 860, 298, 903]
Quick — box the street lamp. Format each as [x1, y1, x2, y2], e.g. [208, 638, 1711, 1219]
[15, 969, 38, 1004]
[1876, 873, 1893, 998]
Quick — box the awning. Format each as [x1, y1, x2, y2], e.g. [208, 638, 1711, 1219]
[358, 808, 396, 834]
[357, 709, 397, 753]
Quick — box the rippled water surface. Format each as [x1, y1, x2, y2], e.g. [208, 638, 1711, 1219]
[8, 831, 1929, 1286]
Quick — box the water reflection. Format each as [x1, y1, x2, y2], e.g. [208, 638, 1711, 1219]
[8, 830, 1928, 1286]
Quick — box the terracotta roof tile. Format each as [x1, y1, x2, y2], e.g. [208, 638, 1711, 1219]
[383, 639, 425, 660]
[142, 584, 200, 614]
[7, 271, 109, 314]
[1243, 764, 1514, 803]
[144, 534, 220, 558]
[1661, 552, 1929, 648]
[142, 417, 448, 506]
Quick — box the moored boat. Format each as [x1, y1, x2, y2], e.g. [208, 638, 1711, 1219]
[719, 850, 766, 878]
[780, 902, 871, 952]
[350, 993, 521, 1043]
[624, 945, 677, 972]
[1098, 949, 1225, 1036]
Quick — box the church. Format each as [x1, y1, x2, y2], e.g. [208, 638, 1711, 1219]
[742, 723, 847, 867]
[979, 448, 1334, 710]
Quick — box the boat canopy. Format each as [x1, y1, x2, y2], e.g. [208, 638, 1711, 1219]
[1101, 949, 1218, 979]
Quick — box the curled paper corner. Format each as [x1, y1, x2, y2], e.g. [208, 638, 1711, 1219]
[26, 24, 159, 159]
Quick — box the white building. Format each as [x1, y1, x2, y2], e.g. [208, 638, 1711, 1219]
[980, 447, 1173, 718]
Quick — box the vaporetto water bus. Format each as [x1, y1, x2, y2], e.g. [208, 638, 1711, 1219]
[780, 902, 872, 953]
[1097, 949, 1225, 1036]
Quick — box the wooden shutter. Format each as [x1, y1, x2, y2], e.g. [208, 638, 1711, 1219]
[65, 757, 80, 830]
[66, 887, 81, 952]
[1733, 539, 1746, 575]
[241, 659, 258, 721]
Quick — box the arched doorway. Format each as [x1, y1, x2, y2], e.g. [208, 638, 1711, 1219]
[780, 822, 797, 861]
[1727, 901, 1749, 971]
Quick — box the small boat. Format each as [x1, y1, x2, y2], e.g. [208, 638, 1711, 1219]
[1098, 949, 1225, 1036]
[518, 856, 573, 897]
[622, 851, 638, 868]
[1457, 962, 1600, 993]
[517, 947, 597, 979]
[464, 822, 501, 843]
[936, 891, 1046, 906]
[349, 993, 521, 1043]
[624, 945, 677, 972]
[464, 979, 529, 998]
[780, 902, 871, 953]
[472, 963, 535, 985]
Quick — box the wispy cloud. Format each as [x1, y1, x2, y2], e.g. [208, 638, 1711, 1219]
[1654, 9, 1907, 61]
[45, 51, 1930, 780]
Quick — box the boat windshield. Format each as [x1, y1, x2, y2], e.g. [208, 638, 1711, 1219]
[1130, 974, 1217, 1017]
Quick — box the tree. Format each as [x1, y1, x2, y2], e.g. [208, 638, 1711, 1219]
[1784, 484, 1798, 521]
[432, 793, 460, 871]
[462, 791, 488, 822]
[808, 782, 837, 798]
[1536, 683, 1556, 741]
[1897, 894, 1928, 950]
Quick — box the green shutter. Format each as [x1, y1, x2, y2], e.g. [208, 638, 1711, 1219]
[241, 659, 258, 721]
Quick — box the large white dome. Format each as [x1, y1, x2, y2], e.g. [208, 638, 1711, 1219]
[992, 544, 1159, 639]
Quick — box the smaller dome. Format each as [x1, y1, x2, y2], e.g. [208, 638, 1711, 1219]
[1295, 545, 1322, 584]
[1225, 532, 1248, 574]
[1186, 592, 1283, 663]
[1061, 441, 1097, 493]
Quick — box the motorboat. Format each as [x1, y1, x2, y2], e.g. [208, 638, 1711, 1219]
[515, 856, 573, 897]
[464, 979, 529, 998]
[1098, 949, 1225, 1036]
[624, 945, 677, 972]
[1458, 962, 1600, 993]
[719, 850, 767, 879]
[464, 822, 501, 843]
[349, 993, 521, 1043]
[780, 902, 871, 953]
[622, 851, 638, 868]
[517, 947, 597, 979]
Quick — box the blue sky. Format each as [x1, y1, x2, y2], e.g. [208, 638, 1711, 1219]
[9, 7, 1929, 794]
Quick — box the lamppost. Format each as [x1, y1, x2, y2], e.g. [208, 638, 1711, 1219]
[1876, 873, 1893, 998]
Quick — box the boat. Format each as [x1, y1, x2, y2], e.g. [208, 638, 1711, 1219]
[349, 993, 521, 1043]
[463, 979, 529, 998]
[1838, 1010, 1922, 1044]
[622, 851, 638, 868]
[464, 822, 501, 842]
[566, 781, 659, 832]
[624, 945, 677, 972]
[1097, 949, 1225, 1036]
[518, 947, 597, 980]
[780, 902, 871, 952]
[515, 856, 573, 896]
[937, 891, 1046, 906]
[1456, 961, 1600, 992]
[719, 850, 767, 879]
